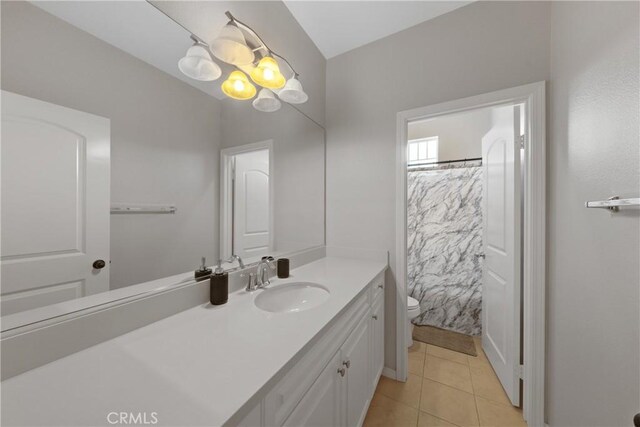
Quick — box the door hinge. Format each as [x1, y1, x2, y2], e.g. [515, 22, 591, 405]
[519, 134, 525, 149]
[517, 364, 525, 379]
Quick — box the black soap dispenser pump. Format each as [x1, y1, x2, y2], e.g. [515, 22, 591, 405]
[210, 259, 228, 305]
[195, 257, 212, 281]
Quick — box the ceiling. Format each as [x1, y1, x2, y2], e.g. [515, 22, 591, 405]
[283, 1, 472, 58]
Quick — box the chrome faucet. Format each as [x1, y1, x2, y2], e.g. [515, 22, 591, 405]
[227, 254, 245, 269]
[245, 273, 258, 292]
[256, 256, 275, 288]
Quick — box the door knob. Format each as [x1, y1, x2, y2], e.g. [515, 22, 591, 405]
[93, 259, 106, 269]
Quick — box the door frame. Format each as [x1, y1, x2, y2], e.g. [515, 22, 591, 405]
[394, 82, 545, 426]
[219, 140, 274, 260]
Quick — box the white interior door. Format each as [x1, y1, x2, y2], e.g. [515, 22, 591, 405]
[233, 149, 270, 258]
[481, 105, 522, 405]
[1, 91, 110, 315]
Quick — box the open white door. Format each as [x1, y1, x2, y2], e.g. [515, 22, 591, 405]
[481, 105, 522, 406]
[233, 149, 270, 259]
[1, 91, 110, 315]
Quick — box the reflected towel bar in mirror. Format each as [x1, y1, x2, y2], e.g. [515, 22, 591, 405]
[585, 196, 640, 212]
[111, 205, 177, 214]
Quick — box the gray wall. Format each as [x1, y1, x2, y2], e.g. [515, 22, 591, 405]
[547, 2, 640, 425]
[326, 0, 551, 376]
[408, 108, 492, 162]
[1, 2, 222, 289]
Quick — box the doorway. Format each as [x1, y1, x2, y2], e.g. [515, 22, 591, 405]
[220, 140, 274, 262]
[395, 82, 546, 426]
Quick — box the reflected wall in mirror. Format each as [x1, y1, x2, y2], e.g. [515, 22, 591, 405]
[0, 1, 325, 323]
[220, 100, 325, 265]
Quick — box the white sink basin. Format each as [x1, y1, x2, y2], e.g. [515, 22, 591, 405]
[254, 282, 330, 313]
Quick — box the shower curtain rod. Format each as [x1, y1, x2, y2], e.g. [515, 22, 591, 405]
[410, 157, 482, 167]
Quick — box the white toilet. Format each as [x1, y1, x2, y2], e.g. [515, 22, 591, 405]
[407, 296, 421, 347]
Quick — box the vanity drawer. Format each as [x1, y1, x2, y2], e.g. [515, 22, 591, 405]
[264, 290, 369, 426]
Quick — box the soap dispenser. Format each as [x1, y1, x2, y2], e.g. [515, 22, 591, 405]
[195, 257, 212, 281]
[210, 259, 228, 305]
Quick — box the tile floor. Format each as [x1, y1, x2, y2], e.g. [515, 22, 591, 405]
[363, 337, 527, 427]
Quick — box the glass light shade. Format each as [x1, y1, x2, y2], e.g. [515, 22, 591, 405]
[210, 23, 255, 65]
[221, 71, 256, 100]
[178, 44, 221, 81]
[278, 76, 308, 104]
[253, 89, 282, 112]
[250, 57, 286, 89]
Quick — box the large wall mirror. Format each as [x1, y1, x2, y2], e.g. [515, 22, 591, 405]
[0, 1, 325, 326]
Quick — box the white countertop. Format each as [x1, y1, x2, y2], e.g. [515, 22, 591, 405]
[1, 256, 387, 427]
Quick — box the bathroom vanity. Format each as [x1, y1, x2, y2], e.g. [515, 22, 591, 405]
[238, 262, 386, 427]
[1, 256, 387, 426]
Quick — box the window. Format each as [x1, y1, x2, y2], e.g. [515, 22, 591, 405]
[408, 136, 438, 166]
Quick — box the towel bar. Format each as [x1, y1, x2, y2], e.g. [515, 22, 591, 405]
[585, 196, 639, 212]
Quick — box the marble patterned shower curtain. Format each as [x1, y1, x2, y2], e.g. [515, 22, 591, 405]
[407, 163, 483, 336]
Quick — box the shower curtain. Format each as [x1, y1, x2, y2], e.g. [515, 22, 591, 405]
[407, 162, 483, 336]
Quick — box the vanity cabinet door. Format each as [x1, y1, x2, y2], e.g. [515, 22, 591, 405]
[283, 351, 343, 427]
[371, 292, 385, 391]
[343, 312, 371, 427]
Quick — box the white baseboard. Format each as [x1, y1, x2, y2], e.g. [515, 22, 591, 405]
[382, 367, 397, 380]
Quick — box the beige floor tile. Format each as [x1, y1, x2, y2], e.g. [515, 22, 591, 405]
[424, 355, 474, 393]
[468, 363, 511, 406]
[467, 352, 491, 372]
[418, 411, 459, 427]
[410, 341, 427, 354]
[363, 393, 419, 427]
[376, 373, 423, 408]
[427, 345, 469, 365]
[420, 378, 479, 427]
[475, 396, 527, 427]
[409, 351, 426, 376]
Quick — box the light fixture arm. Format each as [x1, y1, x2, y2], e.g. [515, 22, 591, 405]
[225, 11, 300, 78]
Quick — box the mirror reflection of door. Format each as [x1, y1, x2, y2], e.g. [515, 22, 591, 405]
[1, 91, 110, 315]
[232, 149, 271, 259]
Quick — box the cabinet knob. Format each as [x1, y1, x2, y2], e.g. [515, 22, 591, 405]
[377, 284, 383, 289]
[337, 367, 346, 377]
[372, 315, 378, 320]
[342, 359, 351, 369]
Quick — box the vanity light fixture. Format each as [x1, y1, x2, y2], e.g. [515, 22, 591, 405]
[221, 70, 257, 100]
[178, 37, 222, 81]
[253, 88, 282, 112]
[210, 21, 255, 66]
[278, 75, 309, 104]
[250, 57, 286, 89]
[169, 9, 309, 111]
